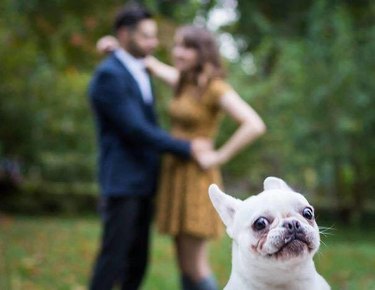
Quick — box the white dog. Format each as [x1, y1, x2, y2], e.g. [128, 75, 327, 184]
[208, 177, 330, 290]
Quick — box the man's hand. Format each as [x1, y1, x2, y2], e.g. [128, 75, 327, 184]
[191, 138, 213, 156]
[191, 138, 224, 170]
[194, 150, 225, 170]
[191, 138, 212, 169]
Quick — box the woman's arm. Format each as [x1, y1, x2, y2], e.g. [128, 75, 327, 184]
[96, 35, 119, 54]
[144, 56, 179, 88]
[199, 90, 266, 169]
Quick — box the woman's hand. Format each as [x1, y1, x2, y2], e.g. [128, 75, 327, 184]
[144, 55, 158, 70]
[195, 149, 226, 170]
[96, 35, 119, 54]
[144, 55, 180, 87]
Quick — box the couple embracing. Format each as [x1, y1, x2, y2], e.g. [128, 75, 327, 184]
[88, 4, 265, 290]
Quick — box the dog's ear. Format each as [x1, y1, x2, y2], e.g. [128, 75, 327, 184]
[208, 184, 242, 238]
[264, 177, 291, 191]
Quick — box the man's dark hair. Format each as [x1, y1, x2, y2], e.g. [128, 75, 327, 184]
[114, 4, 153, 32]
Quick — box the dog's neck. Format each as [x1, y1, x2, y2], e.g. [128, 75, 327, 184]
[225, 242, 323, 290]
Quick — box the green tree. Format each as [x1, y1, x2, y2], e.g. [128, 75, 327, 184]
[225, 0, 375, 222]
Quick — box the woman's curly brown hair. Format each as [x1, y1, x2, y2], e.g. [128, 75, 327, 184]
[174, 25, 225, 98]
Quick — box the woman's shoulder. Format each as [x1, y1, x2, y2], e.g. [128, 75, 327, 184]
[207, 78, 233, 97]
[208, 77, 228, 86]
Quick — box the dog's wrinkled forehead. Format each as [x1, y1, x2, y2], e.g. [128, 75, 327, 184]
[236, 189, 311, 224]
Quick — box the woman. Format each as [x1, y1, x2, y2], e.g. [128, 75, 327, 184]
[97, 25, 266, 290]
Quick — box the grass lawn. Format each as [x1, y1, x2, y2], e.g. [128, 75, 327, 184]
[0, 214, 374, 290]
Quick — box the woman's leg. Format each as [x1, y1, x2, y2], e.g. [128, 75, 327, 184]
[175, 234, 218, 290]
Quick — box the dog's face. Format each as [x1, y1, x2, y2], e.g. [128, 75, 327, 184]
[209, 177, 320, 264]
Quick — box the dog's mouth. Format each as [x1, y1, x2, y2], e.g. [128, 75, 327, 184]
[269, 235, 313, 259]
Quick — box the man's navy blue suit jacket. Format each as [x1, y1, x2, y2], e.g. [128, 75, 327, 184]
[89, 53, 191, 197]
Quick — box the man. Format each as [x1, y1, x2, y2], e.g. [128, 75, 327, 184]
[88, 5, 208, 290]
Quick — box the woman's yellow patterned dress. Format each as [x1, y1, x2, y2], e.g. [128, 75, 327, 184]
[156, 79, 232, 239]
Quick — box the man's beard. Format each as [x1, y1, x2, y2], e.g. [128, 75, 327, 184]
[127, 41, 147, 58]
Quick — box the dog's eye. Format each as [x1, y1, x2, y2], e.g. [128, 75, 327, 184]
[253, 217, 269, 231]
[302, 207, 314, 220]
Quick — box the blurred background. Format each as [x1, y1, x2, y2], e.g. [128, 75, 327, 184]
[0, 0, 374, 289]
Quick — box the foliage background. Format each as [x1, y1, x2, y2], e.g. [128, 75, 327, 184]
[0, 0, 374, 223]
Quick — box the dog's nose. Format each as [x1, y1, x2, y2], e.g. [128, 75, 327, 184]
[283, 220, 301, 234]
